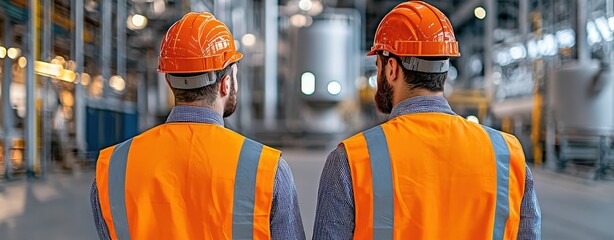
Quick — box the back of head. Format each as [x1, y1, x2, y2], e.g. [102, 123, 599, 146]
[369, 1, 460, 92]
[157, 12, 242, 103]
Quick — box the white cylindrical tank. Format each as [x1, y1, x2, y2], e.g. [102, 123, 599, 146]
[550, 61, 614, 135]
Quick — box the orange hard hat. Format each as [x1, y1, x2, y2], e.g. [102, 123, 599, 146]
[158, 12, 243, 73]
[367, 1, 460, 57]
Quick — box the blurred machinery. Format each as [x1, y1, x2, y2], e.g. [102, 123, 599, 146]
[550, 61, 614, 179]
[282, 9, 361, 144]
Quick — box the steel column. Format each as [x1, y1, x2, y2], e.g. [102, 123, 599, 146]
[74, 0, 86, 158]
[25, 0, 39, 177]
[41, 0, 53, 177]
[263, 0, 278, 129]
[2, 16, 13, 179]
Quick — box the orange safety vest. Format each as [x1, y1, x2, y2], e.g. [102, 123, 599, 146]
[343, 113, 526, 240]
[95, 123, 281, 240]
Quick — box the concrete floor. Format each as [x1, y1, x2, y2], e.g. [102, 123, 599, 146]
[0, 148, 613, 240]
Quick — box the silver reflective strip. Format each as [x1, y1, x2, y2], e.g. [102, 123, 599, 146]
[401, 57, 450, 73]
[483, 126, 510, 240]
[108, 139, 133, 240]
[232, 138, 263, 240]
[363, 126, 394, 240]
[166, 72, 217, 89]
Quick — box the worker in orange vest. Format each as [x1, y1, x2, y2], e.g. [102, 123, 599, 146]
[313, 2, 541, 240]
[90, 12, 305, 240]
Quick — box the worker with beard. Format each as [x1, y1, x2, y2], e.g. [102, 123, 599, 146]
[90, 12, 305, 240]
[313, 2, 541, 240]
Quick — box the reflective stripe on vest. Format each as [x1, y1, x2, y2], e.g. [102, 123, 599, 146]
[363, 126, 394, 240]
[106, 137, 265, 240]
[482, 126, 510, 240]
[108, 139, 133, 240]
[232, 138, 264, 239]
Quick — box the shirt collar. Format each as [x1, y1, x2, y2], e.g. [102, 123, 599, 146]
[165, 106, 224, 126]
[389, 96, 456, 120]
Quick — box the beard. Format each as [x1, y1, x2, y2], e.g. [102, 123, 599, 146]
[374, 71, 394, 114]
[223, 80, 237, 118]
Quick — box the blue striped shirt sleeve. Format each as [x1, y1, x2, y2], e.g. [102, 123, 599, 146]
[271, 157, 307, 240]
[313, 145, 354, 240]
[90, 180, 111, 240]
[90, 157, 305, 240]
[312, 144, 542, 240]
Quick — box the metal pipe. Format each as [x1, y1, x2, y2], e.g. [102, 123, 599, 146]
[484, 0, 496, 101]
[25, 0, 38, 177]
[2, 16, 13, 179]
[577, 0, 589, 63]
[102, 0, 112, 95]
[74, 0, 86, 158]
[519, 0, 529, 41]
[117, 0, 126, 79]
[41, 0, 53, 177]
[263, 0, 278, 129]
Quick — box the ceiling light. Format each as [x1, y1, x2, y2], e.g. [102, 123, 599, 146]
[474, 7, 486, 20]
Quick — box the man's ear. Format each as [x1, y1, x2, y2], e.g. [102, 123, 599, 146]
[386, 57, 400, 83]
[219, 74, 231, 97]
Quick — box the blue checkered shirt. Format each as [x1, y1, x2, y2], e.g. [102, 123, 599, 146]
[313, 96, 542, 240]
[90, 106, 306, 240]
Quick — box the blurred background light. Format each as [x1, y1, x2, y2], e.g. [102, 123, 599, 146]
[127, 14, 148, 30]
[0, 46, 6, 59]
[556, 29, 576, 48]
[368, 75, 377, 88]
[327, 81, 342, 95]
[242, 34, 257, 47]
[474, 7, 486, 20]
[18, 57, 27, 68]
[301, 72, 316, 95]
[290, 14, 313, 27]
[7, 47, 21, 59]
[298, 0, 313, 11]
[466, 115, 480, 124]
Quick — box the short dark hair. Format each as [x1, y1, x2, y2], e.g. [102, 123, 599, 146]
[169, 63, 235, 104]
[379, 53, 448, 92]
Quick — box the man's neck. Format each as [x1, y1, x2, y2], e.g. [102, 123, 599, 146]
[393, 88, 443, 106]
[175, 101, 224, 116]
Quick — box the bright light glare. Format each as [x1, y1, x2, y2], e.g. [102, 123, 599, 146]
[18, 57, 27, 68]
[7, 48, 20, 59]
[242, 34, 256, 47]
[538, 34, 557, 56]
[301, 72, 316, 95]
[308, 1, 323, 16]
[0, 46, 6, 59]
[298, 0, 313, 11]
[327, 81, 342, 95]
[109, 75, 126, 92]
[595, 17, 612, 42]
[527, 39, 539, 59]
[290, 14, 312, 27]
[556, 29, 575, 48]
[127, 14, 148, 30]
[474, 7, 486, 20]
[132, 14, 147, 28]
[509, 44, 526, 60]
[587, 21, 602, 45]
[609, 17, 614, 31]
[466, 115, 480, 124]
[81, 73, 91, 86]
[368, 75, 377, 88]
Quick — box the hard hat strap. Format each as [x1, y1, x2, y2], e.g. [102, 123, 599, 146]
[401, 56, 449, 73]
[166, 72, 218, 89]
